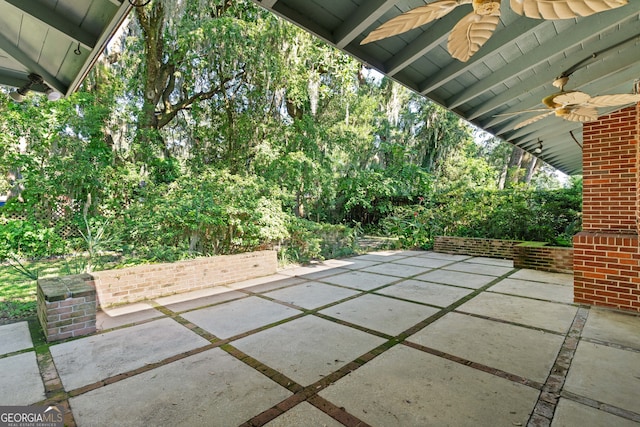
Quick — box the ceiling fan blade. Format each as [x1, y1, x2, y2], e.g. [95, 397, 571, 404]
[447, 11, 500, 62]
[552, 91, 592, 106]
[514, 111, 554, 129]
[509, 0, 627, 20]
[564, 106, 598, 122]
[586, 93, 640, 107]
[361, 0, 471, 45]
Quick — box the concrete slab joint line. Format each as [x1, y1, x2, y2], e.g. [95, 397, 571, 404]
[527, 307, 589, 427]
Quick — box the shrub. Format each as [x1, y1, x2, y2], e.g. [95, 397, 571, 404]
[0, 218, 67, 260]
[114, 171, 290, 260]
[281, 218, 360, 263]
[382, 186, 581, 248]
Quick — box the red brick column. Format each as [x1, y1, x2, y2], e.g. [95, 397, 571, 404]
[573, 104, 640, 311]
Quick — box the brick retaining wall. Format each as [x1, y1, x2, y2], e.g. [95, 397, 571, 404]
[434, 236, 573, 274]
[513, 242, 573, 274]
[434, 236, 520, 259]
[92, 250, 277, 307]
[37, 250, 278, 340]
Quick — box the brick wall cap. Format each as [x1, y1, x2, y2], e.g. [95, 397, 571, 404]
[38, 274, 95, 302]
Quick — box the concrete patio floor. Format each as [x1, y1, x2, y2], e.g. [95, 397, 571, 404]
[1, 250, 640, 426]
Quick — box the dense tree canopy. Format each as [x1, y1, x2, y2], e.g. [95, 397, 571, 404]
[0, 0, 580, 268]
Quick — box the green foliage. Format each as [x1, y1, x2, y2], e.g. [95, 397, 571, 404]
[114, 171, 289, 260]
[0, 218, 67, 260]
[281, 218, 359, 263]
[382, 185, 582, 249]
[0, 217, 68, 281]
[337, 164, 433, 225]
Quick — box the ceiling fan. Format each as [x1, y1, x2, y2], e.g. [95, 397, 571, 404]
[360, 0, 628, 62]
[496, 76, 640, 129]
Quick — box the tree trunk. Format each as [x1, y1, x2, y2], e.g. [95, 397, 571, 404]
[523, 154, 539, 184]
[503, 146, 524, 188]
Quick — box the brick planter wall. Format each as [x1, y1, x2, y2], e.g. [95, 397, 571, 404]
[36, 251, 278, 340]
[434, 236, 520, 259]
[574, 104, 640, 312]
[37, 274, 97, 342]
[92, 250, 277, 307]
[434, 236, 573, 274]
[513, 242, 573, 274]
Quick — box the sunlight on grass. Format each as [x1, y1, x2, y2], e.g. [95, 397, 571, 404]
[0, 257, 95, 322]
[0, 255, 124, 322]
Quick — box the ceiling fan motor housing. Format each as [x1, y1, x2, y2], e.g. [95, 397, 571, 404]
[473, 0, 501, 15]
[555, 107, 572, 117]
[542, 93, 563, 109]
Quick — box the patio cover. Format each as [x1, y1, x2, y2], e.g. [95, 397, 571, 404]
[0, 0, 132, 99]
[252, 0, 640, 175]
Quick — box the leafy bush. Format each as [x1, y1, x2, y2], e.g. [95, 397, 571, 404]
[381, 205, 433, 249]
[0, 218, 68, 280]
[382, 186, 581, 248]
[114, 171, 290, 260]
[336, 165, 433, 225]
[0, 218, 67, 259]
[281, 218, 360, 263]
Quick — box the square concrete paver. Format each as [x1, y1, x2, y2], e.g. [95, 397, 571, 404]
[296, 268, 350, 281]
[457, 292, 578, 333]
[581, 309, 640, 350]
[420, 252, 470, 261]
[564, 341, 640, 414]
[408, 312, 564, 383]
[361, 262, 431, 278]
[319, 294, 439, 336]
[97, 302, 163, 330]
[181, 296, 301, 338]
[225, 275, 304, 293]
[336, 259, 382, 270]
[50, 317, 210, 391]
[264, 402, 343, 427]
[352, 253, 408, 263]
[466, 256, 514, 267]
[70, 348, 291, 426]
[552, 398, 639, 427]
[319, 345, 538, 426]
[415, 269, 495, 289]
[489, 278, 574, 304]
[233, 316, 386, 386]
[509, 269, 573, 286]
[320, 271, 399, 291]
[159, 289, 246, 313]
[392, 256, 453, 268]
[0, 321, 33, 354]
[281, 264, 346, 279]
[264, 282, 360, 309]
[442, 261, 513, 277]
[0, 352, 45, 405]
[375, 279, 473, 308]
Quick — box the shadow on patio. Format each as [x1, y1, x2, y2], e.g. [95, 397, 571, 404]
[1, 250, 639, 426]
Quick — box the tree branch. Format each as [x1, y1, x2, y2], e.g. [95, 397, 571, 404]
[156, 70, 245, 128]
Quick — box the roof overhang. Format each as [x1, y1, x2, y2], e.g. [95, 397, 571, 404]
[0, 0, 132, 98]
[253, 0, 640, 175]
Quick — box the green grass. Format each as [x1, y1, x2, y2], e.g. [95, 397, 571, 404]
[0, 255, 120, 323]
[0, 262, 39, 322]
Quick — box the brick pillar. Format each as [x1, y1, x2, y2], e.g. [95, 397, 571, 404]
[573, 104, 640, 311]
[37, 274, 97, 341]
